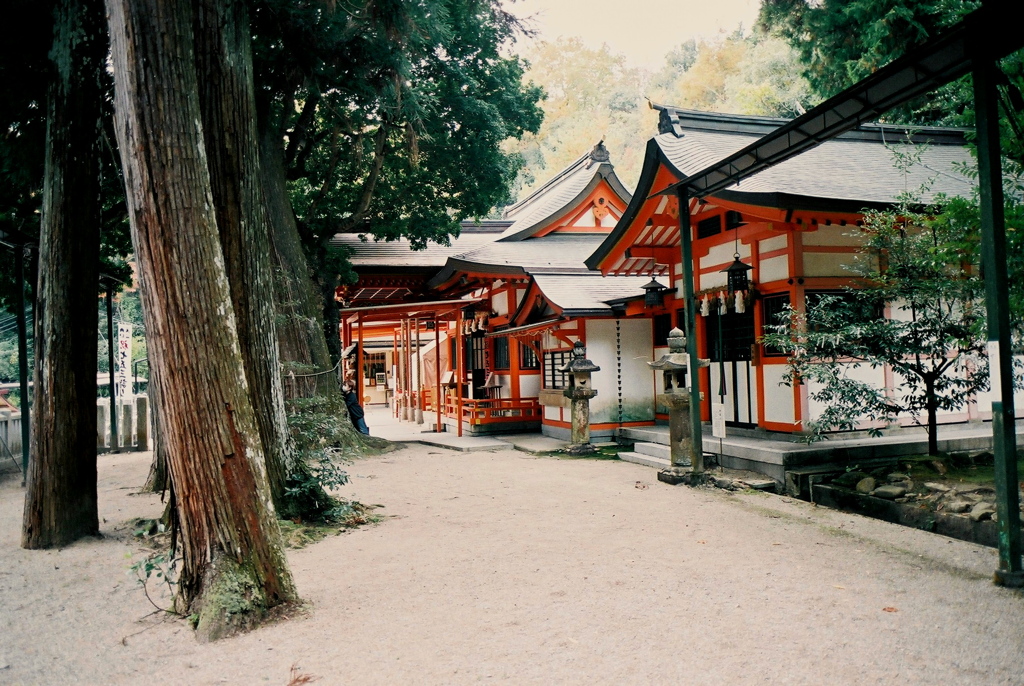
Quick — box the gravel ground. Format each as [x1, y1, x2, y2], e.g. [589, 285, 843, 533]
[1, 445, 1023, 685]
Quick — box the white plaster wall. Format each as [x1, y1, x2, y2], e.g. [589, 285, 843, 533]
[576, 209, 597, 227]
[758, 255, 789, 283]
[803, 252, 859, 277]
[544, 406, 560, 421]
[700, 270, 727, 290]
[700, 241, 751, 270]
[973, 355, 1024, 411]
[492, 291, 509, 316]
[761, 365, 796, 426]
[803, 226, 868, 247]
[807, 362, 886, 422]
[519, 374, 540, 398]
[586, 319, 655, 424]
[759, 235, 787, 253]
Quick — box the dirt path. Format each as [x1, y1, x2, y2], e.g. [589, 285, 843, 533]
[2, 445, 1023, 685]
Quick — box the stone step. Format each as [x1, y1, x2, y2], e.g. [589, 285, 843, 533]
[618, 451, 671, 470]
[633, 442, 671, 460]
[619, 426, 670, 444]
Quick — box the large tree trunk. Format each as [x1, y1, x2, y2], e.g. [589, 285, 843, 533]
[259, 122, 342, 402]
[193, 0, 294, 512]
[106, 0, 297, 640]
[142, 365, 167, 493]
[22, 0, 104, 549]
[925, 379, 939, 457]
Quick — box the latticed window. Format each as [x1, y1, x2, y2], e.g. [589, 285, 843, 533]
[653, 313, 672, 346]
[519, 342, 539, 370]
[493, 336, 510, 370]
[761, 294, 791, 357]
[543, 350, 571, 389]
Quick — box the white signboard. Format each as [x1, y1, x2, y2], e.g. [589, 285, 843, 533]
[116, 322, 133, 400]
[711, 402, 727, 439]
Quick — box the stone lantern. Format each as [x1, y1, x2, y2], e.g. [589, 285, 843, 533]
[648, 327, 709, 481]
[559, 340, 600, 455]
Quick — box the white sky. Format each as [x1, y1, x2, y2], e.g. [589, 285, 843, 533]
[506, 0, 763, 69]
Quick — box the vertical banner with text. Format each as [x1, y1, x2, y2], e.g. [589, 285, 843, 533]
[116, 322, 133, 401]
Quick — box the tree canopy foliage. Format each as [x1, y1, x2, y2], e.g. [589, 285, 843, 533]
[253, 0, 544, 249]
[758, 0, 1024, 160]
[509, 29, 812, 196]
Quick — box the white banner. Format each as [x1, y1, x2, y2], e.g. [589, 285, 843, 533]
[711, 402, 727, 438]
[116, 322, 133, 400]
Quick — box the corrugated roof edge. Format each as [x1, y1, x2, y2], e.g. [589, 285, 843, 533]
[650, 102, 969, 146]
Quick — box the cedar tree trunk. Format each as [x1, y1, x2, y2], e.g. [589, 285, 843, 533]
[259, 122, 341, 403]
[193, 0, 294, 510]
[22, 0, 105, 549]
[106, 0, 297, 640]
[142, 365, 167, 493]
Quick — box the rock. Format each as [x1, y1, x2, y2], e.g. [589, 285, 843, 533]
[969, 502, 996, 522]
[887, 472, 911, 483]
[971, 451, 994, 465]
[930, 460, 948, 476]
[943, 499, 972, 513]
[856, 477, 877, 494]
[923, 482, 950, 493]
[833, 471, 870, 488]
[713, 476, 736, 490]
[872, 485, 907, 500]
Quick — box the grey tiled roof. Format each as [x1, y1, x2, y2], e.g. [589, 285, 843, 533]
[655, 118, 974, 205]
[454, 234, 608, 273]
[531, 274, 654, 314]
[330, 225, 505, 268]
[498, 142, 632, 241]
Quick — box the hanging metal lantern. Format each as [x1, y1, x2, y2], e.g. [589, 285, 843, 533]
[723, 254, 752, 294]
[642, 278, 667, 308]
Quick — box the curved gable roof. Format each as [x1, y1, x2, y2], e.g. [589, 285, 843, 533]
[587, 105, 975, 272]
[497, 142, 633, 241]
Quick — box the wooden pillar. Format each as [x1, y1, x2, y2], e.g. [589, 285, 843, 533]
[415, 317, 424, 424]
[434, 315, 442, 433]
[974, 53, 1022, 585]
[356, 313, 364, 405]
[676, 187, 705, 476]
[401, 318, 410, 421]
[456, 310, 464, 437]
[392, 325, 398, 417]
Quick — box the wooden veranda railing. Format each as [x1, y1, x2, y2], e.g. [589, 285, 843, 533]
[443, 396, 541, 426]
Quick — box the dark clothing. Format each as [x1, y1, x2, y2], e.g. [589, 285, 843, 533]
[343, 388, 370, 435]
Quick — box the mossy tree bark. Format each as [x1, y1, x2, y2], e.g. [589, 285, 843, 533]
[106, 0, 297, 640]
[193, 0, 294, 511]
[258, 120, 341, 403]
[22, 0, 105, 549]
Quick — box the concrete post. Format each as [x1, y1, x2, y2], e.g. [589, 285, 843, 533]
[120, 402, 133, 448]
[136, 396, 149, 451]
[97, 404, 107, 448]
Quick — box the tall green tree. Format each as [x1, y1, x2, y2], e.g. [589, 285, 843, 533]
[252, 0, 543, 370]
[758, 0, 1024, 160]
[22, 0, 106, 549]
[106, 0, 297, 639]
[762, 188, 989, 456]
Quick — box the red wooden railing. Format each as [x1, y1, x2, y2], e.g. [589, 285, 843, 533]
[443, 396, 542, 426]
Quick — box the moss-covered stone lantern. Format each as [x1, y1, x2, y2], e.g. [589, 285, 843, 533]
[648, 327, 709, 477]
[559, 340, 600, 454]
